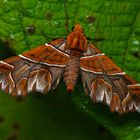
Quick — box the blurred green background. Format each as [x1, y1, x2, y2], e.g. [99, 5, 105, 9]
[0, 0, 140, 140]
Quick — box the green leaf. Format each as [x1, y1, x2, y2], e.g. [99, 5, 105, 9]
[0, 0, 140, 140]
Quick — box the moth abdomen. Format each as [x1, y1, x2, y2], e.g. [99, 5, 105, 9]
[64, 56, 80, 92]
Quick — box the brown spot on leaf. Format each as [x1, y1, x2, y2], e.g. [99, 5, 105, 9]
[132, 51, 140, 58]
[26, 25, 35, 34]
[0, 116, 4, 124]
[86, 16, 96, 24]
[46, 11, 53, 20]
[7, 133, 18, 140]
[15, 96, 25, 102]
[12, 123, 20, 131]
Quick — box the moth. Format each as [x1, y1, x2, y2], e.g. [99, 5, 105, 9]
[0, 24, 140, 114]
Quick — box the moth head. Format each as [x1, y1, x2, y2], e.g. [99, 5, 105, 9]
[73, 24, 84, 32]
[66, 24, 88, 53]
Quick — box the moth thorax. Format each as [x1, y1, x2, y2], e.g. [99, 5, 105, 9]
[70, 50, 82, 57]
[64, 56, 80, 92]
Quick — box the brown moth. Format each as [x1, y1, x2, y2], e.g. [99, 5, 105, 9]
[0, 24, 140, 114]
